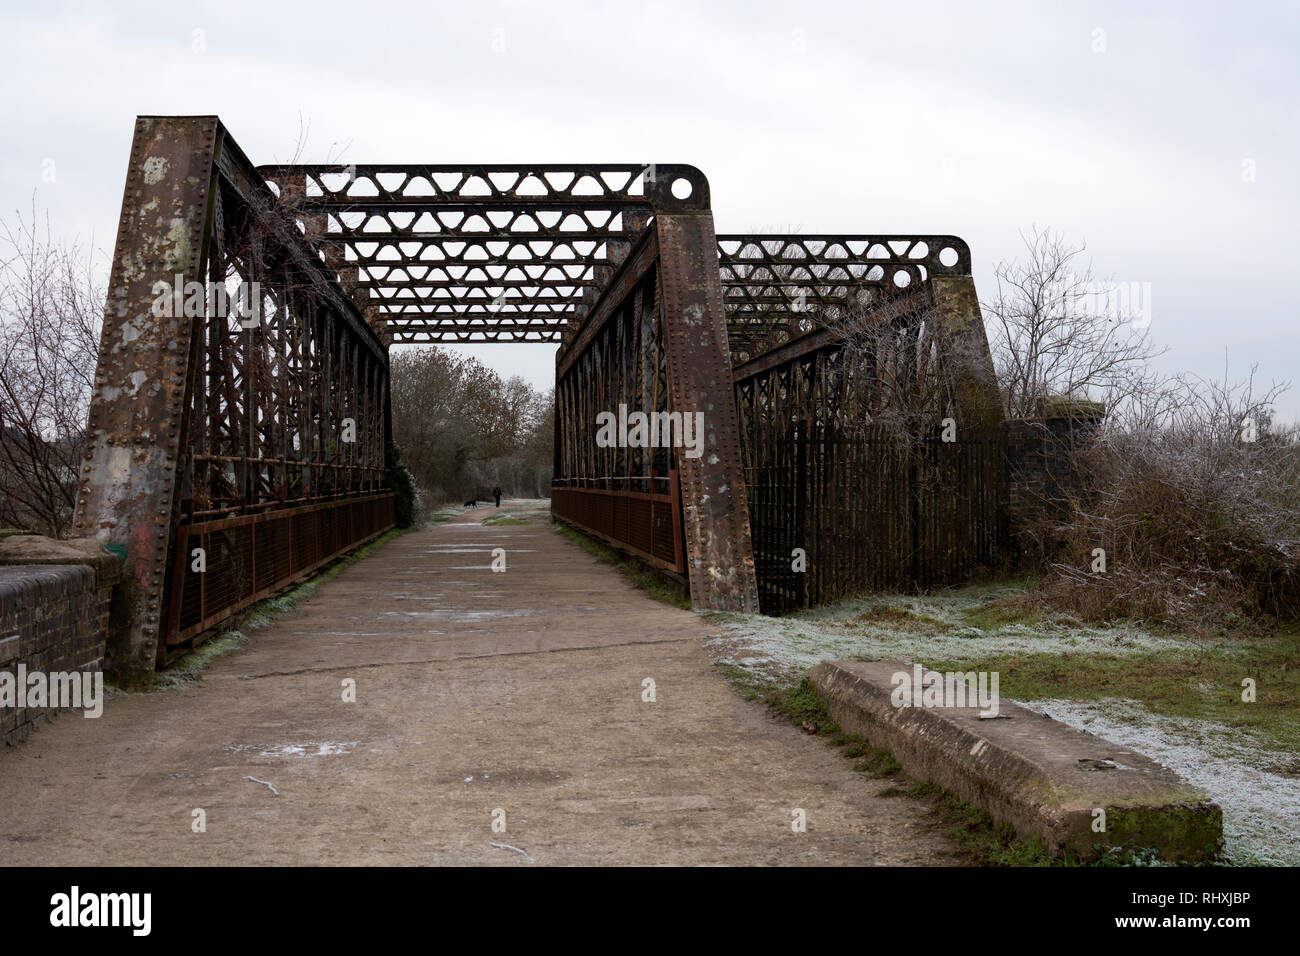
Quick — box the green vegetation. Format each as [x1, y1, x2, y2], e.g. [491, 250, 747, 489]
[851, 746, 902, 777]
[390, 347, 553, 503]
[918, 629, 1300, 755]
[845, 603, 946, 632]
[385, 441, 418, 528]
[153, 630, 250, 689]
[956, 599, 1045, 633]
[482, 513, 529, 526]
[552, 521, 690, 609]
[714, 577, 1299, 756]
[725, 673, 1064, 865]
[917, 782, 1169, 867]
[907, 783, 1061, 866]
[151, 526, 410, 689]
[711, 575, 1299, 864]
[716, 635, 1233, 866]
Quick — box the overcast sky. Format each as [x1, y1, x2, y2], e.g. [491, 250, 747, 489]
[4, 0, 1297, 417]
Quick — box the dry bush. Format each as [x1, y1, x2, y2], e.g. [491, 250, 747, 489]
[1042, 369, 1300, 630]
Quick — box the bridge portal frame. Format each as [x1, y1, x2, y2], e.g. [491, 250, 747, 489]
[76, 117, 393, 684]
[76, 115, 1005, 681]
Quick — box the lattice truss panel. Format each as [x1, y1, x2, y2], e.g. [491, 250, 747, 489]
[731, 270, 998, 616]
[256, 163, 972, 361]
[258, 163, 717, 343]
[554, 262, 671, 493]
[185, 160, 389, 522]
[733, 280, 961, 450]
[716, 235, 971, 364]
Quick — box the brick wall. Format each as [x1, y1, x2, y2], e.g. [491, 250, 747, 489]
[999, 401, 1105, 559]
[0, 537, 119, 745]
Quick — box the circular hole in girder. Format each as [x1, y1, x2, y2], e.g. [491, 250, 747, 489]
[671, 177, 693, 199]
[939, 246, 959, 267]
[893, 270, 912, 288]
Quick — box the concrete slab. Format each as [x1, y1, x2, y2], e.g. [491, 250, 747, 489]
[0, 534, 121, 584]
[809, 659, 1222, 861]
[0, 507, 964, 865]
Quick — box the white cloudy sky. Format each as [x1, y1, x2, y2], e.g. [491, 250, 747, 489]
[3, 0, 1297, 416]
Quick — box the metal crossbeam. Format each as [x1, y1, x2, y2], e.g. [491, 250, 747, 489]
[259, 163, 710, 342]
[256, 162, 975, 352]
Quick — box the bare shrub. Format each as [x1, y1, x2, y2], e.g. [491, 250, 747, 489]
[1043, 368, 1300, 629]
[829, 285, 958, 439]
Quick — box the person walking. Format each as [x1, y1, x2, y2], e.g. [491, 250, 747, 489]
[492, 485, 502, 508]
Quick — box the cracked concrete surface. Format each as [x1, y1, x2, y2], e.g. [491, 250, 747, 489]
[0, 504, 961, 866]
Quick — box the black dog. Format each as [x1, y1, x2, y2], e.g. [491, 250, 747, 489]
[463, 499, 478, 508]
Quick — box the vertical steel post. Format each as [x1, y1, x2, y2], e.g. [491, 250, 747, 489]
[655, 214, 759, 612]
[74, 116, 221, 685]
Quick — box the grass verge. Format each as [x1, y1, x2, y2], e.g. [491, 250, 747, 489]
[709, 579, 1299, 757]
[917, 632, 1300, 756]
[552, 521, 690, 609]
[717, 665, 1170, 867]
[151, 526, 411, 689]
[426, 504, 468, 523]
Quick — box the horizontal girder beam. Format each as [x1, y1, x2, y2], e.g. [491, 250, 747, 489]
[258, 160, 976, 346]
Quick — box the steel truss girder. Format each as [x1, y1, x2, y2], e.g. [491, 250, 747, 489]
[553, 213, 760, 612]
[715, 234, 973, 363]
[259, 162, 712, 341]
[79, 115, 1003, 655]
[256, 159, 976, 349]
[732, 269, 1004, 613]
[76, 116, 392, 683]
[731, 274, 1002, 446]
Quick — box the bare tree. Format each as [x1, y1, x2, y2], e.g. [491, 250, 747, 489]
[390, 347, 552, 502]
[0, 206, 103, 536]
[984, 226, 1165, 420]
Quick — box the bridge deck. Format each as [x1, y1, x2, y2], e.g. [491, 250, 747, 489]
[0, 505, 957, 865]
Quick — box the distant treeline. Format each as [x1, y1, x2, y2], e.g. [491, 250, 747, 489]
[390, 347, 553, 507]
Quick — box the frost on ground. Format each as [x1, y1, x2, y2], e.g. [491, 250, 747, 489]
[1024, 698, 1300, 866]
[428, 498, 549, 524]
[427, 504, 469, 522]
[704, 586, 1199, 686]
[704, 585, 1295, 866]
[226, 741, 358, 758]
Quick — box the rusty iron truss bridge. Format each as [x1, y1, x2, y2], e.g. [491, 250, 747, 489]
[76, 116, 1004, 681]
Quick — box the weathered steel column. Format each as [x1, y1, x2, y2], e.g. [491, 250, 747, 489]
[656, 211, 760, 612]
[74, 116, 220, 685]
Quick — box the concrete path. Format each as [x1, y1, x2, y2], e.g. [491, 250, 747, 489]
[0, 503, 960, 865]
